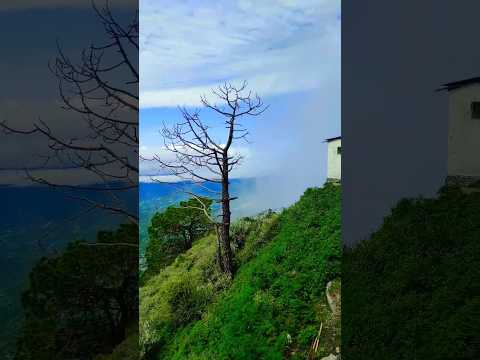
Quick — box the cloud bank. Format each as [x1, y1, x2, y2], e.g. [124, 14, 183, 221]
[140, 0, 340, 107]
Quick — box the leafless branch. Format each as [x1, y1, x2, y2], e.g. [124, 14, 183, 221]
[0, 0, 138, 222]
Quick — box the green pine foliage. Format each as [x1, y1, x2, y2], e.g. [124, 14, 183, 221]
[343, 185, 480, 360]
[143, 197, 213, 282]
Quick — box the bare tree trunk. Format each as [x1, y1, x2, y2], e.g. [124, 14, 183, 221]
[219, 156, 234, 277]
[183, 227, 193, 250]
[214, 224, 224, 272]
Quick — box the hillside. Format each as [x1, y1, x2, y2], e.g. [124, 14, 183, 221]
[343, 185, 480, 360]
[140, 183, 341, 359]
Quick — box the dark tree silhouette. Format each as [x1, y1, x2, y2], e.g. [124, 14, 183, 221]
[0, 1, 138, 223]
[15, 224, 138, 360]
[152, 81, 268, 277]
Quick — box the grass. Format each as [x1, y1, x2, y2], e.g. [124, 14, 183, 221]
[152, 184, 341, 359]
[139, 234, 228, 358]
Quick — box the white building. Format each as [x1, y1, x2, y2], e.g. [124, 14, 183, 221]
[438, 77, 480, 186]
[325, 136, 341, 182]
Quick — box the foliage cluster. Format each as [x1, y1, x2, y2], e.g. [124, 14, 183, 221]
[144, 197, 213, 281]
[230, 209, 280, 263]
[343, 186, 480, 360]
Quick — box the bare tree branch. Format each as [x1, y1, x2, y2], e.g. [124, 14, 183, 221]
[147, 82, 268, 277]
[0, 0, 138, 223]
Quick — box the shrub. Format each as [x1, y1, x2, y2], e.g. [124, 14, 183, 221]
[231, 210, 281, 265]
[343, 186, 480, 360]
[144, 197, 213, 281]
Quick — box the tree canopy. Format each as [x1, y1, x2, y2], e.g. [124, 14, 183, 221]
[145, 197, 214, 278]
[15, 224, 138, 360]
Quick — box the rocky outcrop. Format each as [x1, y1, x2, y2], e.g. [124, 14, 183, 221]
[326, 280, 340, 315]
[324, 280, 341, 360]
[321, 354, 338, 360]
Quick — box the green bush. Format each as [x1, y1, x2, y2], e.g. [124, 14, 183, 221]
[168, 278, 213, 327]
[230, 217, 255, 250]
[343, 186, 480, 360]
[232, 210, 281, 265]
[144, 197, 213, 282]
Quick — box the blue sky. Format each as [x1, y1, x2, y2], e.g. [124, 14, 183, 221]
[140, 0, 341, 194]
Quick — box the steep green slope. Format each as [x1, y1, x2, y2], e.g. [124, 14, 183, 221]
[140, 211, 281, 358]
[152, 184, 341, 359]
[140, 234, 229, 357]
[343, 186, 480, 360]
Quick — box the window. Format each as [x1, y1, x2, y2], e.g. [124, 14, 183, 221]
[471, 101, 480, 119]
[337, 146, 341, 155]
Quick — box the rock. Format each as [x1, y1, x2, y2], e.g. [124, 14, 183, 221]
[326, 280, 340, 314]
[321, 354, 338, 360]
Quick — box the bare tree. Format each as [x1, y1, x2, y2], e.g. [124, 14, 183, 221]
[151, 81, 268, 277]
[0, 1, 138, 223]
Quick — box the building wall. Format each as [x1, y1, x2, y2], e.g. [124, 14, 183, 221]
[448, 84, 480, 177]
[327, 138, 341, 180]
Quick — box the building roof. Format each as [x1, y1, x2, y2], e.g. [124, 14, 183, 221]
[324, 136, 341, 143]
[436, 77, 480, 92]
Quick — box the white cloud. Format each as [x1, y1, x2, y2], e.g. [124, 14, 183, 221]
[139, 141, 259, 178]
[140, 0, 340, 107]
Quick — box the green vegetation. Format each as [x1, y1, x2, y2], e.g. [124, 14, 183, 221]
[143, 197, 213, 281]
[140, 210, 280, 358]
[95, 324, 139, 360]
[15, 224, 138, 360]
[140, 184, 341, 359]
[343, 185, 480, 360]
[140, 234, 229, 358]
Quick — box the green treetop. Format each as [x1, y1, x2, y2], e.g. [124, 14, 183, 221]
[145, 197, 214, 277]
